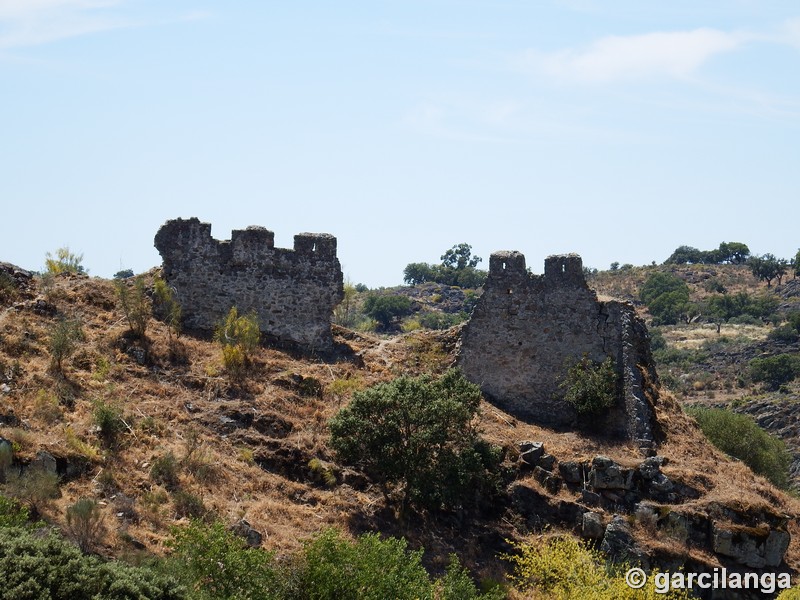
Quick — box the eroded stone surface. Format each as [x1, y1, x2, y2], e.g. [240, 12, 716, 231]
[154, 218, 343, 352]
[458, 252, 658, 446]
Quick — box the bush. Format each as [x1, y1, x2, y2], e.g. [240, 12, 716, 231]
[214, 307, 260, 379]
[297, 528, 434, 600]
[49, 318, 84, 373]
[44, 247, 85, 275]
[749, 354, 800, 391]
[640, 273, 691, 325]
[151, 452, 180, 490]
[4, 466, 60, 518]
[0, 526, 185, 599]
[116, 275, 150, 339]
[560, 355, 618, 418]
[153, 277, 182, 341]
[362, 294, 413, 330]
[0, 495, 29, 527]
[65, 498, 105, 553]
[167, 519, 278, 600]
[503, 535, 689, 599]
[171, 491, 206, 520]
[687, 407, 791, 489]
[92, 399, 126, 446]
[329, 369, 502, 514]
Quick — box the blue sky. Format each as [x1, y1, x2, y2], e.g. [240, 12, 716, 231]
[1, 1, 798, 287]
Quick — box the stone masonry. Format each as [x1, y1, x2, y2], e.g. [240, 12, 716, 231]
[154, 217, 343, 353]
[458, 252, 658, 447]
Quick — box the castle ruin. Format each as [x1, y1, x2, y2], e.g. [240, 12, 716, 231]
[458, 252, 658, 448]
[154, 217, 344, 353]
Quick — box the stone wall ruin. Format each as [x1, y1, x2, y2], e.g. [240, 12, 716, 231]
[457, 252, 658, 448]
[154, 217, 343, 353]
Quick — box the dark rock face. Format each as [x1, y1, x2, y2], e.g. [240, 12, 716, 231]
[458, 252, 658, 447]
[154, 218, 344, 353]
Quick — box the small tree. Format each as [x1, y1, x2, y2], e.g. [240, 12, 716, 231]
[749, 253, 788, 288]
[116, 275, 150, 338]
[44, 247, 85, 275]
[214, 307, 261, 379]
[362, 294, 413, 331]
[640, 272, 691, 325]
[65, 498, 106, 553]
[750, 354, 800, 391]
[49, 318, 84, 374]
[153, 277, 182, 341]
[560, 355, 618, 417]
[329, 369, 501, 516]
[333, 280, 359, 328]
[5, 466, 60, 519]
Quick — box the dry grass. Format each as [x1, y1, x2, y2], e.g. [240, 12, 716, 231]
[1, 272, 799, 583]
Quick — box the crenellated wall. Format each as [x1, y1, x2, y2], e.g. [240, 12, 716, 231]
[154, 217, 343, 353]
[458, 252, 658, 448]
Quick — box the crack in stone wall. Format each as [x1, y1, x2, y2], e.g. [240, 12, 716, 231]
[154, 217, 343, 353]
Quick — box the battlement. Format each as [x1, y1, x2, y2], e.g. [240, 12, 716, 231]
[544, 253, 584, 284]
[154, 218, 343, 353]
[488, 251, 527, 275]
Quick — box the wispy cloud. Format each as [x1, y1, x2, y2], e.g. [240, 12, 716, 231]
[0, 0, 128, 48]
[517, 28, 751, 83]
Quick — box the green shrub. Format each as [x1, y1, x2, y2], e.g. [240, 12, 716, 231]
[0, 495, 29, 527]
[153, 277, 182, 341]
[4, 466, 60, 518]
[49, 318, 84, 373]
[214, 307, 260, 379]
[640, 273, 691, 325]
[92, 399, 126, 446]
[44, 247, 85, 275]
[116, 275, 150, 339]
[151, 452, 180, 490]
[329, 369, 502, 514]
[0, 272, 17, 304]
[560, 355, 618, 417]
[167, 519, 278, 600]
[362, 294, 413, 330]
[32, 390, 63, 424]
[749, 354, 800, 391]
[687, 407, 791, 489]
[65, 498, 105, 553]
[298, 528, 433, 600]
[172, 491, 206, 520]
[0, 526, 184, 599]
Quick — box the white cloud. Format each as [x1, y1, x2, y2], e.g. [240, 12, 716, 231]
[0, 0, 126, 48]
[519, 28, 750, 83]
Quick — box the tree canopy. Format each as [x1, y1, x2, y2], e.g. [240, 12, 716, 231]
[329, 369, 502, 515]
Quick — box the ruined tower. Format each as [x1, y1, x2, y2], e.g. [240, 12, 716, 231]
[458, 252, 657, 448]
[154, 217, 344, 353]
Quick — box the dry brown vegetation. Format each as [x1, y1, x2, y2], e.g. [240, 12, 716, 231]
[1, 269, 799, 584]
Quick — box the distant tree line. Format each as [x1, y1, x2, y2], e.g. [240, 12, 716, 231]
[664, 241, 751, 265]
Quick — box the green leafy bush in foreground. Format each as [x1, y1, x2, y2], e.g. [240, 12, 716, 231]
[0, 526, 184, 600]
[687, 407, 791, 489]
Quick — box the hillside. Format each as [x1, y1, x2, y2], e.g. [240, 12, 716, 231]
[1, 262, 800, 598]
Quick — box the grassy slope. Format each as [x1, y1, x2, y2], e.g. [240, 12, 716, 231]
[1, 269, 799, 584]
